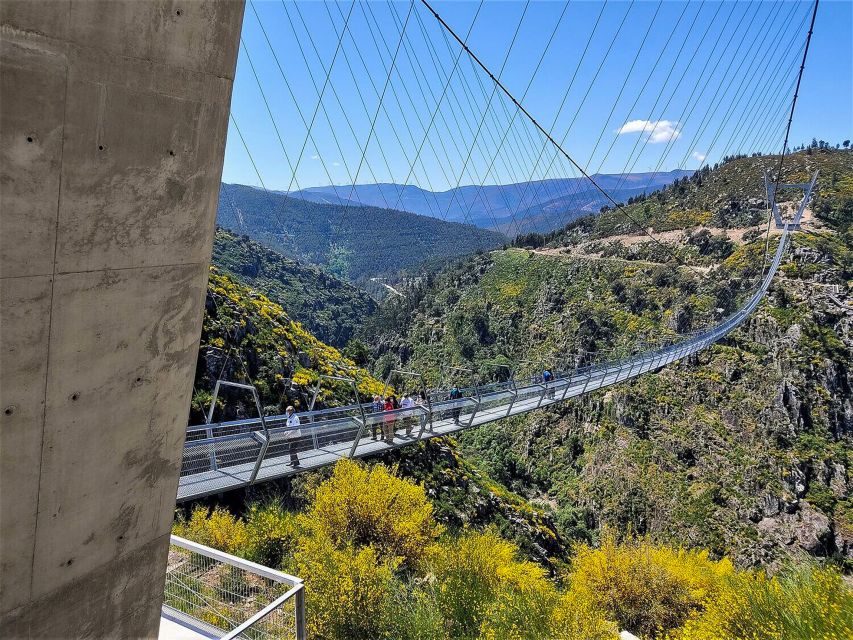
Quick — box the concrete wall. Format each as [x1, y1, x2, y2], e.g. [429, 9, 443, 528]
[0, 1, 244, 636]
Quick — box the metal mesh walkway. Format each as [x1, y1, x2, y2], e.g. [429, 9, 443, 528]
[178, 210, 801, 503]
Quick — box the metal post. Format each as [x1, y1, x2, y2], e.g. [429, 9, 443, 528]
[248, 431, 269, 485]
[559, 353, 579, 401]
[206, 379, 269, 480]
[504, 374, 518, 417]
[295, 584, 307, 640]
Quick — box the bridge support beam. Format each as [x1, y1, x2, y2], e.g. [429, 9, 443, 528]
[0, 1, 243, 637]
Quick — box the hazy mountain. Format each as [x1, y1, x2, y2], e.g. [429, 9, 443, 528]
[287, 170, 694, 234]
[217, 183, 505, 282]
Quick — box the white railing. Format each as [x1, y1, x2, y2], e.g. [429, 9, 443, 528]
[163, 536, 306, 640]
[177, 185, 813, 502]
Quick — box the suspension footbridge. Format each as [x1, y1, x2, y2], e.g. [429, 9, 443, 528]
[178, 174, 814, 502]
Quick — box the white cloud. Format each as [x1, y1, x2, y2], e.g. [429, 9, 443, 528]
[691, 150, 706, 163]
[332, 161, 341, 167]
[310, 154, 320, 160]
[616, 119, 681, 144]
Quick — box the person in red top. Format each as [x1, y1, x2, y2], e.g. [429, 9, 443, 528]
[383, 396, 396, 443]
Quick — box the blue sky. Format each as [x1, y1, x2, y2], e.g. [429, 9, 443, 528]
[222, 0, 852, 192]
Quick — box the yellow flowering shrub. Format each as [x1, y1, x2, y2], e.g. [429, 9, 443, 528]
[671, 567, 853, 640]
[243, 502, 299, 570]
[173, 506, 247, 554]
[566, 534, 734, 637]
[301, 459, 443, 568]
[295, 532, 399, 640]
[550, 591, 620, 640]
[430, 528, 554, 638]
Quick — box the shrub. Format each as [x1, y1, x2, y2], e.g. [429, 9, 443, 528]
[173, 506, 247, 554]
[430, 528, 556, 639]
[672, 566, 853, 640]
[566, 534, 734, 637]
[243, 502, 299, 569]
[295, 532, 400, 640]
[550, 591, 620, 640]
[301, 459, 443, 568]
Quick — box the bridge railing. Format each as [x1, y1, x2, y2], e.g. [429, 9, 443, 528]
[162, 535, 305, 640]
[179, 223, 793, 498]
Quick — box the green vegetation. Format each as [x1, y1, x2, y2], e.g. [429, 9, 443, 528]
[176, 460, 852, 640]
[212, 228, 376, 346]
[183, 149, 852, 633]
[548, 148, 853, 247]
[359, 149, 852, 569]
[217, 183, 504, 282]
[193, 268, 384, 423]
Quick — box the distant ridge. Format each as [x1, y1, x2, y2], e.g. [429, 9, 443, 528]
[217, 183, 505, 282]
[286, 170, 694, 234]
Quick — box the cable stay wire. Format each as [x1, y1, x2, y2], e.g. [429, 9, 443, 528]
[620, 0, 795, 196]
[389, 1, 485, 211]
[590, 0, 692, 176]
[437, 1, 532, 228]
[417, 4, 547, 233]
[608, 0, 742, 194]
[278, 0, 395, 213]
[583, 0, 663, 171]
[419, 0, 709, 279]
[458, 1, 573, 238]
[502, 0, 610, 235]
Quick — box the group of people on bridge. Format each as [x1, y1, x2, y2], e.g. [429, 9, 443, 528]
[278, 369, 557, 466]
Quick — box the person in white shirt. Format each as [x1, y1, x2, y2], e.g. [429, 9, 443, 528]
[400, 394, 415, 436]
[285, 405, 302, 466]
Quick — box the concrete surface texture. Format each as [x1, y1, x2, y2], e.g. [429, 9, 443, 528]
[0, 1, 244, 636]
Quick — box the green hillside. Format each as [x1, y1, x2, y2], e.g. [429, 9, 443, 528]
[176, 150, 853, 640]
[191, 267, 384, 424]
[359, 149, 853, 569]
[212, 228, 376, 347]
[548, 148, 853, 245]
[218, 183, 505, 282]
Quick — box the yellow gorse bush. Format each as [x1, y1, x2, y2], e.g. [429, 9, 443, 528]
[671, 567, 853, 640]
[431, 528, 557, 638]
[566, 533, 734, 637]
[173, 506, 247, 554]
[173, 463, 852, 640]
[295, 532, 400, 640]
[300, 459, 443, 568]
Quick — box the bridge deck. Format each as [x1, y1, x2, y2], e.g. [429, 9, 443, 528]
[176, 219, 794, 503]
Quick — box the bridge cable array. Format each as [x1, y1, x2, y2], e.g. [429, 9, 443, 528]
[209, 0, 819, 423]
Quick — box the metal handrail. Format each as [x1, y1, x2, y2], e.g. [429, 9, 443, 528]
[178, 181, 809, 502]
[164, 535, 306, 640]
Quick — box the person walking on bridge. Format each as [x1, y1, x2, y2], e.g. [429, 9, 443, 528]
[449, 385, 462, 424]
[285, 405, 302, 467]
[371, 394, 382, 440]
[543, 369, 555, 399]
[401, 393, 415, 436]
[382, 396, 396, 443]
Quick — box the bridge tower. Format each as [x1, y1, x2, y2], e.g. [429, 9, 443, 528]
[1, 1, 244, 636]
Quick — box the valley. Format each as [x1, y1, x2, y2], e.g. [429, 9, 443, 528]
[187, 148, 852, 639]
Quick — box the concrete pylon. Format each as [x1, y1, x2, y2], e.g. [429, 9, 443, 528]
[0, 1, 244, 636]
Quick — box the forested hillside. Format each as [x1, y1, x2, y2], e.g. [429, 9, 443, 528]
[360, 149, 853, 569]
[180, 149, 852, 639]
[212, 228, 376, 346]
[191, 267, 384, 425]
[217, 183, 504, 281]
[547, 147, 852, 244]
[289, 169, 693, 233]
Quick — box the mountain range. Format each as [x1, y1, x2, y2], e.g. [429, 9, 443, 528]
[217, 183, 505, 282]
[286, 170, 694, 234]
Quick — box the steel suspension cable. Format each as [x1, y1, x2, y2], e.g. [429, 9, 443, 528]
[419, 0, 706, 278]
